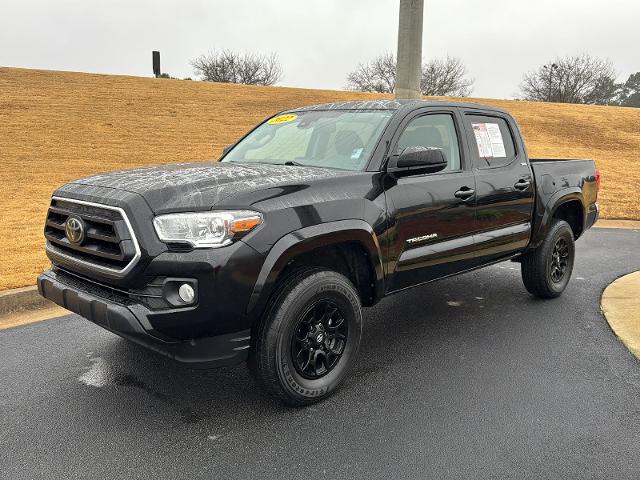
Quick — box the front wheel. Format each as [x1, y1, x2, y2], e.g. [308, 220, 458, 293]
[248, 269, 363, 406]
[521, 219, 575, 299]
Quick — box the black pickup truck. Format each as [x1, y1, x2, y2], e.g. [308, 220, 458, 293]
[38, 100, 599, 405]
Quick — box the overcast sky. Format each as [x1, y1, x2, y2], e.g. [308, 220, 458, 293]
[2, 0, 638, 99]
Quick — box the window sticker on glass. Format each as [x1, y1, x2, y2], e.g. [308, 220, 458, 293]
[267, 113, 298, 125]
[472, 123, 506, 158]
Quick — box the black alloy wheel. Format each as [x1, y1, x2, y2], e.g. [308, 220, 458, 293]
[550, 238, 570, 283]
[291, 300, 348, 379]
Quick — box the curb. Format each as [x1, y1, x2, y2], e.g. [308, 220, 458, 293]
[601, 271, 640, 360]
[594, 219, 640, 229]
[0, 285, 54, 316]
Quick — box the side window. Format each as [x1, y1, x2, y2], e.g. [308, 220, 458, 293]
[396, 114, 461, 171]
[466, 115, 516, 168]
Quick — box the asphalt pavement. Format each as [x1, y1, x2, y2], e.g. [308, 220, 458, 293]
[1, 228, 639, 480]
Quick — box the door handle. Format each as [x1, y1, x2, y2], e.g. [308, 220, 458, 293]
[514, 179, 531, 191]
[454, 187, 475, 200]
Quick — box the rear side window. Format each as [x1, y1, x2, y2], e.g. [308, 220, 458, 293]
[465, 115, 516, 168]
[396, 114, 461, 171]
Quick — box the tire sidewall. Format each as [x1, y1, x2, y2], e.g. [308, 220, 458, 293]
[273, 274, 362, 402]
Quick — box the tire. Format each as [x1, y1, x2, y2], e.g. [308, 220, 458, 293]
[248, 268, 363, 406]
[521, 219, 575, 299]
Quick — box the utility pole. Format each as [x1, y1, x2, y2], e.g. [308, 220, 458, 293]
[395, 0, 424, 99]
[152, 51, 161, 78]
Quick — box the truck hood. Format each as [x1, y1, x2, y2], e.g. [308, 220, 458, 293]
[67, 161, 351, 213]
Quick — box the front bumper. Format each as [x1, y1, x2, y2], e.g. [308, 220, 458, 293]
[37, 269, 251, 368]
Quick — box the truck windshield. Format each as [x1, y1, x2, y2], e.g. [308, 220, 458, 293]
[222, 110, 393, 171]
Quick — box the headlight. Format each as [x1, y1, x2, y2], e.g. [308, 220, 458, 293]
[153, 210, 262, 248]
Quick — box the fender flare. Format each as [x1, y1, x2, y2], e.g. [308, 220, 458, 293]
[529, 188, 585, 249]
[245, 219, 384, 318]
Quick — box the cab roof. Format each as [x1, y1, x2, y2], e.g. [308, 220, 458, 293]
[287, 99, 508, 115]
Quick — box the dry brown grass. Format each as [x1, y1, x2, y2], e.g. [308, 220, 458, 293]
[1, 67, 639, 291]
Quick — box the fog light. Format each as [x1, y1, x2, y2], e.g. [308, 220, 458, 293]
[178, 283, 195, 303]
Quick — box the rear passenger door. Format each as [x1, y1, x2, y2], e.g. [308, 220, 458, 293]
[462, 111, 535, 262]
[384, 108, 477, 292]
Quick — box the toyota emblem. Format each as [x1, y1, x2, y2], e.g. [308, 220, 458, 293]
[65, 216, 85, 245]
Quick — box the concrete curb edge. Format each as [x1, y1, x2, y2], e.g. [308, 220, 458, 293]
[0, 285, 55, 316]
[593, 219, 640, 229]
[601, 271, 640, 360]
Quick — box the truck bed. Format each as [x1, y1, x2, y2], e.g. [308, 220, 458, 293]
[530, 158, 597, 184]
[528, 158, 599, 247]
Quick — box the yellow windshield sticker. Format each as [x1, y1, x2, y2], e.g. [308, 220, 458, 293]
[267, 113, 298, 125]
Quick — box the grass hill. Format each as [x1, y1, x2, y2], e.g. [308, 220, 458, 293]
[1, 67, 639, 290]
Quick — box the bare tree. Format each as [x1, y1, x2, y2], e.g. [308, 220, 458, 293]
[421, 56, 474, 96]
[520, 54, 618, 105]
[192, 50, 282, 86]
[346, 53, 397, 93]
[346, 53, 474, 97]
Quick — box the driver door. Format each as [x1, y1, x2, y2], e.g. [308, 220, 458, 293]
[384, 109, 477, 292]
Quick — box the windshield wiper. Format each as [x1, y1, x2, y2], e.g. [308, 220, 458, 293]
[283, 161, 306, 167]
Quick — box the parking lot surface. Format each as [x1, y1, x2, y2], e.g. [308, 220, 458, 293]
[1, 228, 639, 479]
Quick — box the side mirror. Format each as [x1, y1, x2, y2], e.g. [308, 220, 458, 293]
[387, 146, 448, 174]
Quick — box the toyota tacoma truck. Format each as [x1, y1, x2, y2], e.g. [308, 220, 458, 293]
[38, 100, 599, 405]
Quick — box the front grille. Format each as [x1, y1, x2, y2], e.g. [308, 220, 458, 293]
[45, 197, 140, 275]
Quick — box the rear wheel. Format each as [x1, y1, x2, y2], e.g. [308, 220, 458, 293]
[521, 219, 575, 299]
[249, 268, 362, 406]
